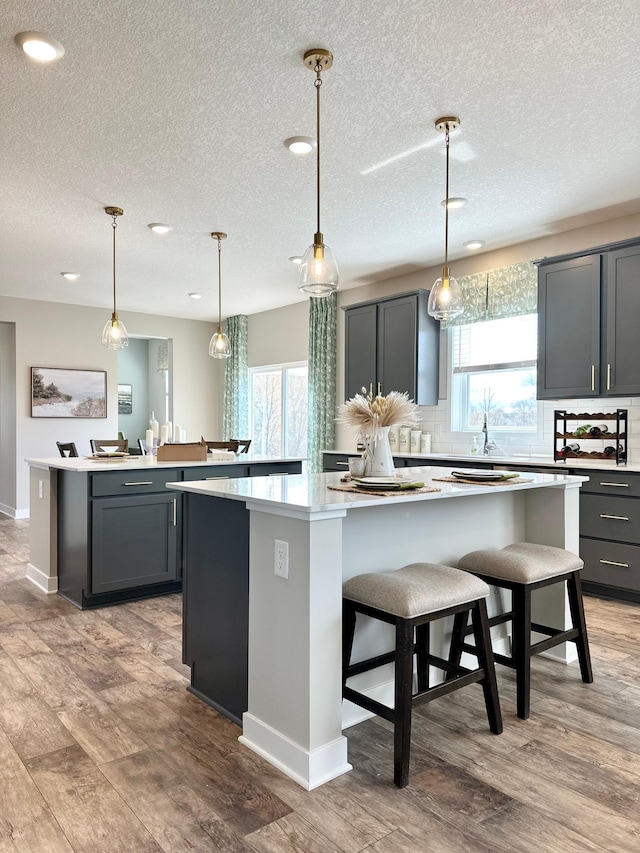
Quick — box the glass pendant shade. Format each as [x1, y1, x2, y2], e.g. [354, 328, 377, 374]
[298, 239, 339, 295]
[209, 328, 231, 359]
[427, 270, 464, 320]
[102, 314, 129, 349]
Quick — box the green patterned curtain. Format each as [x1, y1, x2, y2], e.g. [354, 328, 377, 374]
[307, 294, 337, 473]
[223, 315, 249, 440]
[441, 261, 537, 327]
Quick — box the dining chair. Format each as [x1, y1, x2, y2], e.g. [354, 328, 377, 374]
[200, 438, 251, 453]
[56, 441, 78, 457]
[90, 439, 129, 453]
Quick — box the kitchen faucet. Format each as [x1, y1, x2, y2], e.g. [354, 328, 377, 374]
[482, 413, 498, 456]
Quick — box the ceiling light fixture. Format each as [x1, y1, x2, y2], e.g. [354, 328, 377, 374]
[188, 292, 202, 299]
[441, 197, 467, 209]
[427, 116, 465, 321]
[101, 207, 129, 350]
[15, 31, 65, 62]
[148, 223, 172, 234]
[61, 272, 79, 281]
[284, 136, 316, 155]
[289, 255, 303, 265]
[463, 240, 485, 251]
[298, 48, 338, 297]
[209, 232, 231, 359]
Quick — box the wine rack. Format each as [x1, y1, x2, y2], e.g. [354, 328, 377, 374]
[554, 409, 628, 465]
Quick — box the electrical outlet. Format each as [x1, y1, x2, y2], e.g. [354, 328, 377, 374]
[274, 539, 289, 579]
[38, 480, 44, 499]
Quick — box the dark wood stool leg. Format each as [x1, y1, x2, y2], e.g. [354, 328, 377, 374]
[512, 585, 532, 719]
[394, 617, 414, 788]
[471, 598, 503, 734]
[342, 600, 357, 692]
[567, 571, 594, 684]
[447, 610, 469, 681]
[416, 622, 430, 691]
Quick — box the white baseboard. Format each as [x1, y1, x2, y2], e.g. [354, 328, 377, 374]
[0, 503, 28, 519]
[240, 713, 351, 790]
[27, 563, 58, 594]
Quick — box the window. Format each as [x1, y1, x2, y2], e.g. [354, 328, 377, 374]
[451, 314, 538, 431]
[249, 363, 308, 456]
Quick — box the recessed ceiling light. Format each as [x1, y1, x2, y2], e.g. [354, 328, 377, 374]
[148, 223, 172, 234]
[15, 31, 65, 62]
[60, 272, 79, 280]
[284, 136, 317, 155]
[188, 292, 202, 299]
[289, 256, 303, 265]
[463, 240, 485, 250]
[440, 197, 467, 209]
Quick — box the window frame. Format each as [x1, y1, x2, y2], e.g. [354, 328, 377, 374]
[248, 361, 308, 457]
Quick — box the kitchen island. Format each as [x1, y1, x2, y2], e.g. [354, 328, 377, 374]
[169, 465, 586, 790]
[25, 454, 303, 607]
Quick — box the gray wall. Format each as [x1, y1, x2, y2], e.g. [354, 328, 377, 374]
[0, 322, 17, 515]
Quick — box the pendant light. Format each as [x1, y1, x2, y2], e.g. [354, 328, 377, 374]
[101, 206, 129, 350]
[427, 117, 465, 321]
[298, 48, 339, 297]
[209, 232, 231, 359]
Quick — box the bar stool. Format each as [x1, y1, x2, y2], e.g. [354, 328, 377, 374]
[342, 562, 503, 788]
[456, 543, 593, 720]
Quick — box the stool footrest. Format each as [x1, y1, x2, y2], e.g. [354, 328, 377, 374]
[531, 627, 579, 655]
[343, 686, 396, 723]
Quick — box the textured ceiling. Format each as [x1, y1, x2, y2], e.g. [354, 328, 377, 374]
[1, 0, 639, 322]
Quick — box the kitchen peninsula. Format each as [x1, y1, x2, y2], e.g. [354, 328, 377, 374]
[169, 465, 586, 790]
[25, 454, 302, 607]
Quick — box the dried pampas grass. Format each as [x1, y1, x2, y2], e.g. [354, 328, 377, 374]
[338, 389, 418, 437]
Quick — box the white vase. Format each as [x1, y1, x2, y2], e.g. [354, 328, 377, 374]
[364, 426, 395, 477]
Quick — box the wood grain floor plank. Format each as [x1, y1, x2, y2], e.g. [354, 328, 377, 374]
[0, 623, 53, 659]
[0, 657, 76, 760]
[13, 652, 103, 713]
[244, 812, 345, 853]
[57, 704, 148, 765]
[25, 744, 163, 853]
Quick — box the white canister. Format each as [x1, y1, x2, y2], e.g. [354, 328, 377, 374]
[399, 426, 412, 453]
[388, 425, 399, 451]
[410, 429, 422, 453]
[420, 432, 432, 454]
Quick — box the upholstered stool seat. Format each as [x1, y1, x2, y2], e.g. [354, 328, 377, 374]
[456, 543, 593, 720]
[343, 562, 502, 788]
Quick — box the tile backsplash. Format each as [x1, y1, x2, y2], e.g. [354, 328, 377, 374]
[414, 397, 639, 464]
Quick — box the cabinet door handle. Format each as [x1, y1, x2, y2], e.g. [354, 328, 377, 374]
[599, 514, 629, 521]
[599, 559, 629, 568]
[335, 461, 349, 467]
[599, 482, 629, 488]
[591, 364, 595, 391]
[268, 472, 289, 476]
[377, 381, 381, 396]
[607, 363, 612, 391]
[123, 481, 154, 486]
[205, 476, 229, 480]
[172, 498, 177, 526]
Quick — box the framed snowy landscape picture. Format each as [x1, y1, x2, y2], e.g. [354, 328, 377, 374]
[31, 367, 107, 418]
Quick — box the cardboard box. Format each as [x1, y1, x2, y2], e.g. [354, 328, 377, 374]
[156, 443, 207, 462]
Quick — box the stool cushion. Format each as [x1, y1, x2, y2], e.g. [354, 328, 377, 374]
[342, 562, 490, 619]
[458, 542, 583, 584]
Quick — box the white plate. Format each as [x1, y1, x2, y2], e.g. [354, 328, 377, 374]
[451, 470, 512, 481]
[353, 477, 405, 486]
[93, 451, 129, 458]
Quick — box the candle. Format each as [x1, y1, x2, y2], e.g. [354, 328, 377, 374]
[163, 421, 173, 441]
[174, 424, 181, 443]
[160, 424, 169, 445]
[145, 429, 154, 453]
[180, 427, 187, 442]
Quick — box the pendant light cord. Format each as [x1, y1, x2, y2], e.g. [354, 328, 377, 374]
[217, 236, 222, 333]
[444, 123, 451, 273]
[315, 61, 322, 239]
[111, 212, 118, 316]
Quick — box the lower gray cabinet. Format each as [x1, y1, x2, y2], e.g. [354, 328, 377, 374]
[91, 492, 178, 594]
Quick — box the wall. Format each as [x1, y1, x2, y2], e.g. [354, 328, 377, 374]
[0, 323, 17, 515]
[248, 301, 309, 367]
[117, 337, 149, 443]
[0, 296, 220, 516]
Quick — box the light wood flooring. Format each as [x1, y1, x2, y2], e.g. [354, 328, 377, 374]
[0, 514, 639, 852]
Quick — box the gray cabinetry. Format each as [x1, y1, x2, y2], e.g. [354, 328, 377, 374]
[343, 290, 439, 404]
[536, 237, 640, 399]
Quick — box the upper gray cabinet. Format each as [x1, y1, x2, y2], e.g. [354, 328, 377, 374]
[343, 290, 439, 404]
[536, 238, 640, 399]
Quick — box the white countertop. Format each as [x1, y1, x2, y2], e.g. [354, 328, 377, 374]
[324, 449, 639, 473]
[167, 465, 586, 516]
[25, 454, 303, 473]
